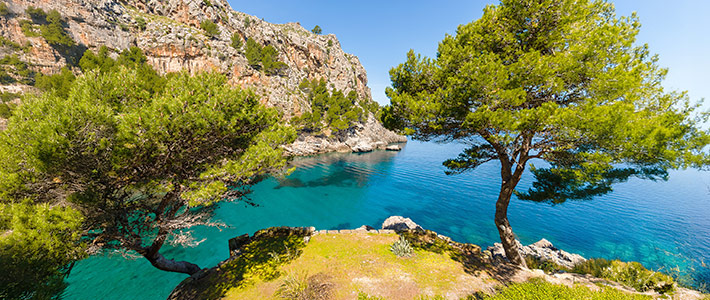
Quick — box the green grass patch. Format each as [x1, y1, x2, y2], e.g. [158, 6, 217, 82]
[484, 278, 652, 300]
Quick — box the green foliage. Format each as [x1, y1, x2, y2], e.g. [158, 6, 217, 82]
[19, 19, 39, 37]
[202, 0, 212, 6]
[525, 255, 568, 274]
[275, 272, 333, 300]
[25, 6, 47, 22]
[484, 278, 652, 300]
[292, 79, 371, 134]
[190, 229, 307, 299]
[0, 92, 19, 118]
[604, 261, 675, 294]
[34, 67, 76, 98]
[386, 0, 709, 193]
[135, 16, 146, 31]
[327, 39, 333, 47]
[571, 258, 612, 278]
[0, 201, 85, 299]
[201, 19, 220, 38]
[231, 33, 243, 49]
[245, 38, 287, 75]
[390, 236, 414, 257]
[0, 3, 9, 16]
[570, 258, 675, 294]
[311, 25, 322, 34]
[24, 8, 75, 47]
[0, 55, 35, 85]
[0, 64, 296, 295]
[244, 17, 251, 28]
[357, 292, 386, 300]
[384, 0, 709, 268]
[0, 36, 30, 53]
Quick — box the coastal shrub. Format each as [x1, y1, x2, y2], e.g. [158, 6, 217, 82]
[0, 55, 35, 84]
[244, 17, 251, 28]
[275, 272, 333, 300]
[200, 19, 220, 38]
[231, 33, 243, 49]
[25, 6, 47, 22]
[357, 292, 386, 300]
[311, 25, 322, 34]
[275, 273, 308, 299]
[41, 10, 74, 47]
[0, 3, 8, 16]
[524, 255, 568, 274]
[245, 38, 287, 75]
[571, 258, 612, 278]
[34, 67, 76, 98]
[484, 278, 652, 300]
[0, 102, 13, 118]
[19, 19, 38, 37]
[292, 78, 373, 134]
[391, 236, 414, 257]
[603, 261, 675, 294]
[135, 16, 146, 31]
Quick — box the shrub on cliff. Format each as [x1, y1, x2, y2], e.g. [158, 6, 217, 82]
[245, 38, 287, 75]
[292, 78, 374, 134]
[201, 19, 220, 38]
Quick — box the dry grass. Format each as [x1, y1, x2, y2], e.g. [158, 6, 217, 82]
[223, 232, 495, 300]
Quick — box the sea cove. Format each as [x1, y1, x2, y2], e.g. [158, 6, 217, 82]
[63, 141, 710, 299]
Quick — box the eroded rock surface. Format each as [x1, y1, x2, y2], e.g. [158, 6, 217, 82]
[0, 0, 405, 153]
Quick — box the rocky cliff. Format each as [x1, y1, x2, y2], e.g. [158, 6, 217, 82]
[0, 0, 405, 153]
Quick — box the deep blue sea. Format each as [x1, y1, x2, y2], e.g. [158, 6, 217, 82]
[63, 140, 710, 299]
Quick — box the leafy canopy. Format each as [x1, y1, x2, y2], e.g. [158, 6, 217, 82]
[384, 0, 708, 202]
[0, 61, 296, 293]
[245, 39, 287, 75]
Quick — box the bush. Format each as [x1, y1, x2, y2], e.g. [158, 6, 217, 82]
[19, 19, 38, 37]
[357, 293, 386, 300]
[311, 25, 322, 34]
[391, 236, 414, 258]
[292, 79, 371, 134]
[0, 3, 9, 16]
[135, 16, 146, 31]
[34, 67, 76, 98]
[25, 6, 46, 22]
[34, 10, 75, 47]
[245, 39, 286, 75]
[200, 19, 220, 38]
[570, 258, 674, 294]
[275, 273, 333, 300]
[484, 278, 652, 300]
[231, 33, 243, 49]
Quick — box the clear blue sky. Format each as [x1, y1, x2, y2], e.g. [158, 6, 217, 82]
[227, 0, 710, 107]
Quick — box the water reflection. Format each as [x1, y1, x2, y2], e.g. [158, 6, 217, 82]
[275, 148, 402, 189]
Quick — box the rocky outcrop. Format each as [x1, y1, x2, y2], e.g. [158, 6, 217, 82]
[487, 238, 587, 269]
[0, 0, 405, 153]
[381, 216, 423, 232]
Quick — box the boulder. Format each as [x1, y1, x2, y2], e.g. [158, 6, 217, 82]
[487, 238, 586, 269]
[385, 145, 402, 151]
[381, 216, 423, 232]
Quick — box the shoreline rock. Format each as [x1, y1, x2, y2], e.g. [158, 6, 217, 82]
[487, 238, 586, 269]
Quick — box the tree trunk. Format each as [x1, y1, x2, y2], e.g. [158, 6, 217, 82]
[144, 252, 201, 275]
[495, 180, 528, 267]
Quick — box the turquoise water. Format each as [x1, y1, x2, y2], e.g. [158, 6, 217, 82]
[63, 140, 710, 299]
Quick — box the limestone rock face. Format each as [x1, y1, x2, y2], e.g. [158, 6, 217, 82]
[381, 216, 423, 232]
[488, 238, 587, 269]
[0, 0, 405, 153]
